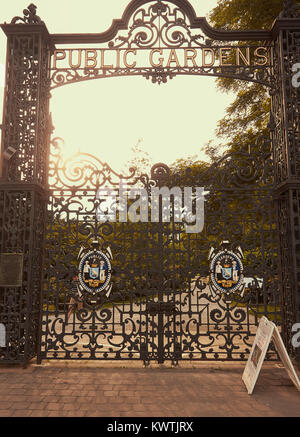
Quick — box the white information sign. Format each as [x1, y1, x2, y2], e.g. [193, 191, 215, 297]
[242, 316, 274, 394]
[0, 323, 5, 347]
[272, 324, 300, 392]
[242, 316, 300, 395]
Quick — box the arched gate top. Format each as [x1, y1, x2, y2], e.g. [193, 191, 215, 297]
[50, 0, 274, 44]
[2, 1, 299, 88]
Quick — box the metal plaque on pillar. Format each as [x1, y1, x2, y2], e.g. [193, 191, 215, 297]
[0, 253, 23, 287]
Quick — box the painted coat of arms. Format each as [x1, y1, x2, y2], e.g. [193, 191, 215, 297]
[208, 242, 244, 296]
[78, 242, 112, 296]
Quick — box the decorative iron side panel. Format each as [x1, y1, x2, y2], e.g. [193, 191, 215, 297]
[0, 186, 47, 364]
[0, 22, 52, 185]
[271, 20, 300, 364]
[0, 10, 52, 365]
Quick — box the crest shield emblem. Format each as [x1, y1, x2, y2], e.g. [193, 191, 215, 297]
[209, 246, 244, 295]
[89, 267, 99, 279]
[222, 267, 232, 280]
[78, 249, 112, 294]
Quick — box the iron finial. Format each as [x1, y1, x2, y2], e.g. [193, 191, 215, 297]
[11, 3, 44, 24]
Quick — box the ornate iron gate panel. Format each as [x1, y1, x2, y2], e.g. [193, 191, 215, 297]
[0, 0, 299, 366]
[39, 136, 280, 363]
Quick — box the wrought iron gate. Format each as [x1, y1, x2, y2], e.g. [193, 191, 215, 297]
[0, 0, 299, 366]
[39, 135, 280, 363]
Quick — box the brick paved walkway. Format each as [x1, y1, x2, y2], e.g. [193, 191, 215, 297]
[0, 361, 299, 417]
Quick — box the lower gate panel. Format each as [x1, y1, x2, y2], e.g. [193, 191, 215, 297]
[40, 287, 279, 362]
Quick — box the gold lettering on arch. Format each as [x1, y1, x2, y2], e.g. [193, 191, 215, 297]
[69, 50, 82, 69]
[166, 49, 180, 68]
[53, 50, 66, 69]
[184, 49, 198, 67]
[85, 50, 97, 68]
[123, 49, 137, 68]
[150, 49, 164, 67]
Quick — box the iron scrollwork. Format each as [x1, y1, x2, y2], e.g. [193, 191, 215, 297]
[49, 0, 274, 89]
[39, 135, 280, 363]
[108, 1, 209, 49]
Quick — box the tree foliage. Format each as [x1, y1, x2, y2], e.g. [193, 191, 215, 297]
[207, 0, 300, 158]
[209, 0, 284, 31]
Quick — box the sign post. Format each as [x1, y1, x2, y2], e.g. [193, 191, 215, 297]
[242, 316, 300, 394]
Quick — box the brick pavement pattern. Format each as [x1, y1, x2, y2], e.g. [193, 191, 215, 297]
[0, 362, 299, 417]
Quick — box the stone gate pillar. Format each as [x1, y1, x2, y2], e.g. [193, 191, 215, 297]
[0, 5, 52, 365]
[271, 1, 300, 365]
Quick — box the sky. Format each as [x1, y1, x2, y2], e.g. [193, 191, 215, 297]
[0, 0, 235, 173]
